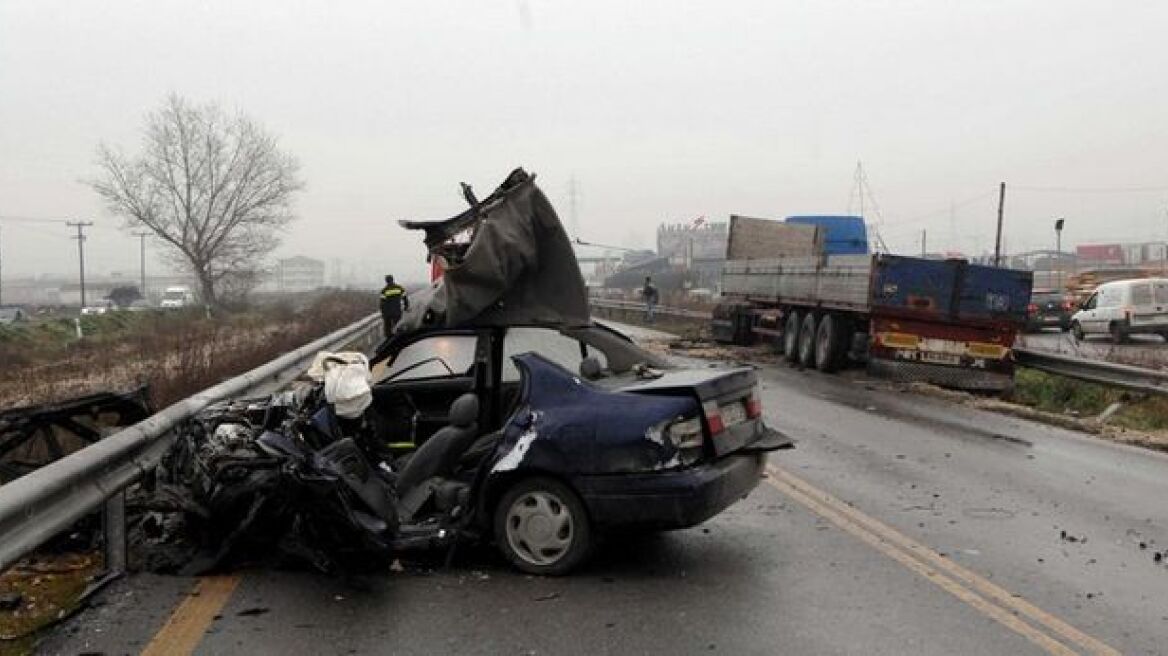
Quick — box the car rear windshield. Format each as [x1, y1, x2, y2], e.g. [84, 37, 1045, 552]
[1031, 293, 1063, 304]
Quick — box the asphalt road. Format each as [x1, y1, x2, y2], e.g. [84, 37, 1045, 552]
[39, 323, 1168, 655]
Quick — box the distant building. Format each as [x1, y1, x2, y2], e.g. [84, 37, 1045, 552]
[656, 221, 728, 263]
[277, 256, 326, 293]
[653, 220, 728, 290]
[1076, 242, 1168, 269]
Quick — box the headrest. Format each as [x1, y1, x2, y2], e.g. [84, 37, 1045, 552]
[579, 356, 602, 380]
[449, 393, 479, 427]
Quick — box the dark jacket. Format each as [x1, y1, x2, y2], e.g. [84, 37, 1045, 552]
[380, 284, 409, 316]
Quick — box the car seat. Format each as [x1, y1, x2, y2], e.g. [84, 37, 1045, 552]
[395, 393, 480, 494]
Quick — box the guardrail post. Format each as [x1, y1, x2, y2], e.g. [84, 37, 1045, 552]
[102, 490, 127, 575]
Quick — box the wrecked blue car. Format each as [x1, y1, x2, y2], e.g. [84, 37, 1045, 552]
[150, 169, 789, 575]
[368, 321, 790, 573]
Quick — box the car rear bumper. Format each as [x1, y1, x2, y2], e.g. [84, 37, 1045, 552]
[575, 452, 766, 530]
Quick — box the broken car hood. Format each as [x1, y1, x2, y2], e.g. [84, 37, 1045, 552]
[395, 168, 590, 337]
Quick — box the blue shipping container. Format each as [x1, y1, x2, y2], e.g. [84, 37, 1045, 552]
[785, 215, 869, 255]
[870, 255, 1032, 324]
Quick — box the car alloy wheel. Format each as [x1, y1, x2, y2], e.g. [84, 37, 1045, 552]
[496, 477, 592, 575]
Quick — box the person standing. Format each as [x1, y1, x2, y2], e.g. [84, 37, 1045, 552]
[379, 275, 409, 336]
[642, 276, 659, 323]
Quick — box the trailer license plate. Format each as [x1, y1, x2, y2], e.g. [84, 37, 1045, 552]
[919, 352, 960, 366]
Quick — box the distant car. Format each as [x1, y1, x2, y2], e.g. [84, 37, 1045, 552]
[160, 286, 195, 309]
[80, 301, 112, 316]
[1024, 290, 1073, 332]
[1070, 278, 1168, 343]
[0, 307, 26, 325]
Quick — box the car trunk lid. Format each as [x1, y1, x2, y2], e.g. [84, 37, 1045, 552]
[617, 367, 791, 457]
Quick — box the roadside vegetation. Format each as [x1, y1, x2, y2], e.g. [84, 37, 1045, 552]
[1008, 367, 1168, 433]
[0, 291, 375, 411]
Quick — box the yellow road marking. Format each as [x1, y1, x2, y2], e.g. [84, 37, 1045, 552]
[765, 465, 1120, 656]
[140, 575, 241, 656]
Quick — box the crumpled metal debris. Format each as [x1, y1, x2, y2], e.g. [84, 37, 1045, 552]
[1, 387, 152, 484]
[391, 168, 590, 339]
[140, 385, 401, 574]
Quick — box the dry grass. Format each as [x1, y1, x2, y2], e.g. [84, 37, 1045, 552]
[0, 292, 374, 411]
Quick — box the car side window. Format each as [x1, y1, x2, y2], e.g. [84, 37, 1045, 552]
[1132, 283, 1153, 306]
[502, 327, 602, 382]
[383, 335, 477, 382]
[1155, 281, 1168, 305]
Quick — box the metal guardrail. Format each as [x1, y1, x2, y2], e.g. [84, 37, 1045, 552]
[591, 299, 1168, 395]
[0, 312, 382, 573]
[1014, 347, 1168, 396]
[589, 298, 713, 320]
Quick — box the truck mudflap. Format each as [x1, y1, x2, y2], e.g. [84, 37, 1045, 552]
[867, 358, 1014, 392]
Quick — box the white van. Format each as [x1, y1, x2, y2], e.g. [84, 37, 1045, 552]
[160, 286, 195, 309]
[1070, 278, 1168, 342]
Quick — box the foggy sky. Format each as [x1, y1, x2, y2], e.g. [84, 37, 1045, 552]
[3, 0, 1168, 283]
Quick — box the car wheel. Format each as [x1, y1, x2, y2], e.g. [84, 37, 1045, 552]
[798, 313, 818, 369]
[1071, 321, 1084, 341]
[495, 477, 592, 576]
[814, 313, 845, 373]
[783, 310, 802, 365]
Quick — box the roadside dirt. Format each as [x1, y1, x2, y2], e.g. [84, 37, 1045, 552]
[0, 552, 101, 656]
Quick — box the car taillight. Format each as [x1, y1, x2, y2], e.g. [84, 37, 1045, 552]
[702, 400, 725, 435]
[1027, 303, 1038, 314]
[745, 389, 763, 418]
[1062, 301, 1074, 311]
[665, 416, 704, 450]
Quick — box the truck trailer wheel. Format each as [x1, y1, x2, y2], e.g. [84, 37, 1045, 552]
[783, 311, 802, 365]
[798, 313, 818, 369]
[814, 313, 846, 373]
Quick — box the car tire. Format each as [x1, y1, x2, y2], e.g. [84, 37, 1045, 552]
[783, 310, 802, 365]
[495, 477, 593, 576]
[798, 313, 818, 369]
[1071, 321, 1084, 341]
[814, 313, 845, 373]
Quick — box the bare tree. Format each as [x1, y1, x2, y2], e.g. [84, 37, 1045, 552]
[91, 94, 304, 307]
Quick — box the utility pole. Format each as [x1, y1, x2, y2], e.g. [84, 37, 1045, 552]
[921, 229, 927, 258]
[0, 225, 4, 307]
[1055, 218, 1065, 292]
[993, 182, 1006, 266]
[67, 221, 93, 308]
[133, 231, 149, 299]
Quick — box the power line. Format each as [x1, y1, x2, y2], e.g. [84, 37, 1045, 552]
[0, 215, 68, 224]
[886, 190, 998, 227]
[1012, 185, 1168, 194]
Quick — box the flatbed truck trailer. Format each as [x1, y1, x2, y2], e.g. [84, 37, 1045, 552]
[711, 216, 1033, 391]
